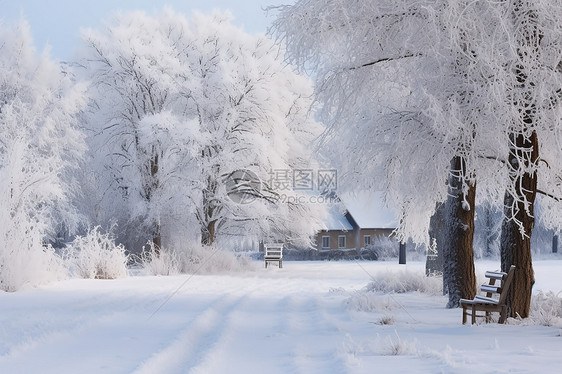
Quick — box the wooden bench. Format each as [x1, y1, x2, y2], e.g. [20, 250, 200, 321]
[264, 244, 283, 268]
[460, 265, 515, 324]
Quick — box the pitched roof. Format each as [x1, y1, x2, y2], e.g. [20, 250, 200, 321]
[340, 191, 398, 229]
[323, 204, 354, 231]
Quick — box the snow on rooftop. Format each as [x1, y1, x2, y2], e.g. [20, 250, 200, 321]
[323, 203, 354, 231]
[340, 190, 398, 229]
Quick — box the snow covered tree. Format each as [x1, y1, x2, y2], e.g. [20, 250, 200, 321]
[273, 0, 562, 315]
[0, 20, 86, 291]
[78, 10, 325, 251]
[498, 0, 562, 318]
[272, 0, 505, 306]
[77, 11, 198, 252]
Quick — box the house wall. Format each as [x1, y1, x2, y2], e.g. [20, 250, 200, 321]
[316, 228, 395, 250]
[317, 230, 355, 250]
[358, 228, 395, 248]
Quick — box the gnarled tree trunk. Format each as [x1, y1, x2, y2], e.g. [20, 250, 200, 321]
[201, 220, 217, 246]
[500, 0, 540, 319]
[500, 131, 537, 318]
[150, 151, 161, 255]
[443, 156, 477, 308]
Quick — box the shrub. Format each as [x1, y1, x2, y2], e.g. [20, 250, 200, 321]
[64, 226, 128, 279]
[138, 243, 254, 275]
[347, 292, 396, 312]
[0, 243, 66, 292]
[365, 269, 443, 295]
[137, 242, 182, 276]
[510, 291, 562, 327]
[384, 332, 418, 356]
[366, 236, 398, 260]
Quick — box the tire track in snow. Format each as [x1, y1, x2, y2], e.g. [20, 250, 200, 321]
[131, 293, 247, 374]
[185, 291, 294, 374]
[284, 295, 350, 374]
[0, 292, 156, 361]
[0, 292, 225, 374]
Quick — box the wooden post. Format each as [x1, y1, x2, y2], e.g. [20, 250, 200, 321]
[399, 242, 406, 264]
[553, 235, 558, 254]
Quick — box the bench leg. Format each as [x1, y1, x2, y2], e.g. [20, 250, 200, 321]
[499, 306, 507, 324]
[471, 305, 476, 324]
[462, 306, 467, 324]
[279, 259, 283, 269]
[265, 261, 268, 269]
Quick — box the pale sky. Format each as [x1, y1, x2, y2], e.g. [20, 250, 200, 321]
[0, 0, 288, 60]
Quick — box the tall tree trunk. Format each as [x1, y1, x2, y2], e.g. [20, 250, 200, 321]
[500, 131, 537, 318]
[200, 163, 220, 247]
[443, 156, 477, 308]
[426, 202, 446, 292]
[483, 205, 496, 258]
[500, 1, 540, 319]
[201, 220, 217, 246]
[150, 151, 161, 255]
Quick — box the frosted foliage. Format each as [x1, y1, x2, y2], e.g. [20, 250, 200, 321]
[138, 242, 253, 275]
[78, 9, 325, 249]
[0, 21, 86, 291]
[64, 227, 128, 279]
[273, 1, 562, 242]
[364, 270, 442, 295]
[138, 243, 182, 276]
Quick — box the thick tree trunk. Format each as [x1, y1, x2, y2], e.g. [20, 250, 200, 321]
[201, 220, 217, 246]
[443, 156, 477, 308]
[500, 132, 537, 318]
[152, 233, 161, 256]
[500, 1, 539, 319]
[150, 151, 161, 256]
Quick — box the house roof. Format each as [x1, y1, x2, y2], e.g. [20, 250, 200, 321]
[339, 191, 398, 229]
[323, 204, 354, 231]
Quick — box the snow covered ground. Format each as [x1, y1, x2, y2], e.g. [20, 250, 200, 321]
[1, 259, 561, 374]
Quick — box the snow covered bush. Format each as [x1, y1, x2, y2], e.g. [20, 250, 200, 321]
[384, 334, 418, 356]
[182, 245, 254, 274]
[139, 243, 253, 275]
[510, 291, 562, 327]
[0, 20, 86, 291]
[368, 237, 399, 261]
[138, 243, 182, 276]
[64, 227, 128, 279]
[346, 269, 442, 312]
[346, 293, 396, 312]
[365, 270, 443, 295]
[0, 244, 66, 292]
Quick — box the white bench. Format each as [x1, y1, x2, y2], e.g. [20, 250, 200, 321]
[264, 244, 283, 268]
[460, 265, 515, 324]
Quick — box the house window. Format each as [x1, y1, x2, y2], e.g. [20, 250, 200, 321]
[364, 235, 371, 246]
[322, 236, 330, 249]
[338, 235, 346, 249]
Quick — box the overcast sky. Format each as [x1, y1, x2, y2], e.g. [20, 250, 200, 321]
[1, 0, 287, 60]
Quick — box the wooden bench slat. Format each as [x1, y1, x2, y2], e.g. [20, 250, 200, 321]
[461, 296, 498, 305]
[484, 270, 506, 280]
[473, 295, 499, 304]
[480, 285, 502, 294]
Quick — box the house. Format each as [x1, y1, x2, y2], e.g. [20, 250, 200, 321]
[316, 192, 398, 251]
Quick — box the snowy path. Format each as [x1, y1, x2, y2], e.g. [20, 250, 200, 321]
[1, 260, 562, 373]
